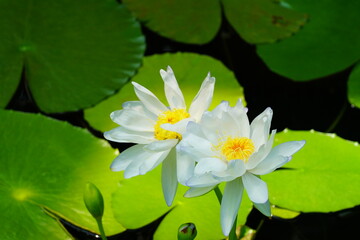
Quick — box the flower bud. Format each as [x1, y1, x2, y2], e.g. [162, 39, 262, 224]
[178, 222, 197, 240]
[83, 182, 104, 220]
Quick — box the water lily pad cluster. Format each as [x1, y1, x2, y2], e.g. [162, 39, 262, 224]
[1, 0, 360, 239]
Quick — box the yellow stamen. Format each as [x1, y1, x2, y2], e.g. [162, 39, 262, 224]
[154, 109, 190, 140]
[215, 137, 255, 162]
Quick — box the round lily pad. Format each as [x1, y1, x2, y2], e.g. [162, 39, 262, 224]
[0, 0, 145, 113]
[112, 166, 253, 240]
[348, 62, 360, 108]
[122, 0, 221, 44]
[263, 129, 360, 212]
[84, 52, 245, 132]
[256, 0, 360, 81]
[0, 110, 124, 239]
[223, 0, 308, 44]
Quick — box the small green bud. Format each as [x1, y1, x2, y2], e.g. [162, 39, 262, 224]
[178, 223, 197, 240]
[83, 182, 104, 220]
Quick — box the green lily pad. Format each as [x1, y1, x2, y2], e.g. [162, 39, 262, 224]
[263, 129, 360, 212]
[122, 0, 307, 45]
[348, 62, 360, 108]
[271, 206, 300, 219]
[257, 0, 360, 81]
[122, 0, 221, 44]
[0, 110, 124, 239]
[223, 0, 308, 44]
[112, 166, 253, 240]
[0, 0, 145, 113]
[84, 52, 245, 132]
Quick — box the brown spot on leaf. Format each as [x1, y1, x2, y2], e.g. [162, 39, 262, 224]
[272, 15, 289, 27]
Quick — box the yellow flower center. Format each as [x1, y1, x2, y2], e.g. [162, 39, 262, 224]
[154, 109, 190, 140]
[215, 137, 255, 162]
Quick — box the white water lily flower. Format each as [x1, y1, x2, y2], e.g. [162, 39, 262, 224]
[177, 100, 305, 236]
[104, 66, 215, 206]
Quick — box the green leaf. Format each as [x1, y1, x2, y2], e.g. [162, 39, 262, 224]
[112, 167, 253, 240]
[271, 206, 300, 219]
[223, 0, 308, 44]
[0, 0, 145, 113]
[348, 62, 360, 108]
[256, 0, 360, 81]
[263, 129, 360, 212]
[122, 0, 221, 44]
[84, 52, 245, 132]
[0, 110, 124, 239]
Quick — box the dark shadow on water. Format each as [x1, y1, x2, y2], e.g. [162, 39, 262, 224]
[60, 211, 169, 240]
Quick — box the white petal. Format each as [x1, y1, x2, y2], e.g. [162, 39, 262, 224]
[123, 148, 169, 178]
[132, 81, 168, 115]
[250, 107, 273, 150]
[199, 111, 223, 144]
[110, 109, 155, 132]
[242, 172, 268, 204]
[186, 173, 220, 187]
[176, 142, 210, 162]
[176, 146, 196, 185]
[181, 130, 213, 157]
[162, 149, 178, 206]
[194, 158, 227, 175]
[161, 118, 192, 135]
[246, 130, 276, 170]
[189, 73, 215, 121]
[160, 66, 186, 109]
[139, 149, 170, 175]
[211, 100, 230, 117]
[253, 200, 271, 217]
[271, 140, 306, 157]
[110, 144, 145, 171]
[144, 139, 178, 152]
[212, 160, 246, 181]
[104, 126, 154, 144]
[219, 110, 240, 137]
[249, 140, 305, 175]
[234, 98, 246, 111]
[184, 186, 215, 198]
[122, 101, 157, 120]
[184, 121, 206, 138]
[221, 178, 244, 236]
[249, 155, 289, 175]
[229, 99, 250, 138]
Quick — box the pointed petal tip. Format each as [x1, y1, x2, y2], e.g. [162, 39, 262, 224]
[110, 166, 118, 172]
[103, 131, 111, 141]
[164, 189, 175, 206]
[160, 69, 166, 75]
[163, 190, 175, 207]
[160, 66, 173, 76]
[183, 191, 191, 198]
[205, 73, 215, 83]
[165, 200, 172, 207]
[222, 225, 231, 237]
[131, 81, 138, 86]
[109, 159, 119, 171]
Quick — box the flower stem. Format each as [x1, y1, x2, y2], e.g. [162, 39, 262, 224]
[214, 185, 223, 203]
[213, 186, 238, 240]
[228, 216, 238, 240]
[95, 218, 108, 240]
[326, 100, 348, 133]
